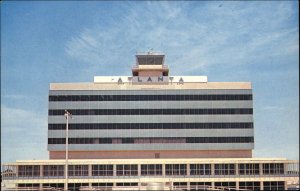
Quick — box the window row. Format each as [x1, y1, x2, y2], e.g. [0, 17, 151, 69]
[214, 164, 235, 175]
[92, 165, 113, 176]
[263, 181, 285, 191]
[49, 94, 253, 102]
[141, 164, 162, 176]
[15, 163, 286, 177]
[239, 182, 261, 191]
[189, 182, 212, 191]
[165, 164, 187, 175]
[49, 108, 253, 116]
[17, 182, 285, 191]
[48, 137, 254, 144]
[48, 122, 253, 130]
[190, 164, 211, 175]
[239, 163, 260, 175]
[116, 165, 138, 176]
[263, 163, 284, 174]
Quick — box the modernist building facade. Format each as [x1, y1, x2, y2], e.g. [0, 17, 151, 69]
[1, 52, 299, 191]
[48, 52, 253, 159]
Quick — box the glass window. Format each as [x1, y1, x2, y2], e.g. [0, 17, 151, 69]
[239, 164, 259, 175]
[141, 164, 162, 176]
[263, 163, 284, 174]
[68, 165, 88, 176]
[165, 164, 186, 176]
[116, 165, 138, 176]
[18, 165, 40, 177]
[215, 182, 236, 188]
[263, 181, 285, 191]
[214, 164, 235, 175]
[43, 165, 64, 177]
[190, 164, 211, 175]
[92, 165, 113, 176]
[239, 182, 260, 191]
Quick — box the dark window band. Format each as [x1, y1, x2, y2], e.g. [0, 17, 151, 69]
[48, 108, 253, 116]
[48, 137, 254, 144]
[48, 123, 253, 130]
[49, 94, 252, 102]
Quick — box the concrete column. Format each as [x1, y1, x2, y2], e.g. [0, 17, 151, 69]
[235, 163, 239, 176]
[40, 165, 43, 177]
[113, 164, 117, 177]
[39, 166, 43, 190]
[186, 163, 190, 176]
[211, 182, 215, 189]
[187, 182, 190, 191]
[211, 164, 215, 176]
[138, 164, 141, 176]
[259, 163, 263, 176]
[88, 164, 92, 177]
[16, 165, 19, 177]
[170, 181, 173, 190]
[284, 163, 288, 175]
[138, 164, 141, 190]
[162, 164, 166, 177]
[236, 181, 239, 190]
[284, 181, 288, 190]
[260, 181, 264, 190]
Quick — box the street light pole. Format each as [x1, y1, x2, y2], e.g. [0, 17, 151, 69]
[64, 110, 72, 191]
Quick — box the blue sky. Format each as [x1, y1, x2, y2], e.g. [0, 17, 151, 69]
[1, 1, 299, 163]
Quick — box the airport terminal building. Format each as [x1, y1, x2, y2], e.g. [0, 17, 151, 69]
[1, 52, 299, 191]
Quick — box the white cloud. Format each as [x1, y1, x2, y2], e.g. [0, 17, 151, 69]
[1, 105, 48, 162]
[62, 2, 299, 161]
[2, 94, 27, 100]
[260, 105, 284, 111]
[64, 1, 298, 76]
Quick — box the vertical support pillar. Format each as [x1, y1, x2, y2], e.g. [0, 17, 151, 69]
[259, 162, 264, 191]
[186, 163, 190, 176]
[113, 164, 117, 176]
[235, 163, 239, 190]
[211, 182, 215, 190]
[138, 164, 141, 190]
[162, 164, 167, 189]
[236, 181, 239, 190]
[40, 165, 43, 177]
[170, 181, 173, 191]
[235, 163, 239, 176]
[16, 165, 19, 177]
[187, 182, 190, 191]
[186, 164, 190, 191]
[138, 164, 141, 176]
[39, 165, 43, 190]
[284, 181, 288, 190]
[88, 164, 92, 177]
[260, 181, 264, 190]
[88, 164, 92, 188]
[211, 164, 215, 176]
[284, 163, 288, 175]
[113, 164, 117, 189]
[259, 163, 263, 176]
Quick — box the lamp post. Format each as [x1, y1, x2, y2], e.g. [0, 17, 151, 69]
[64, 110, 72, 191]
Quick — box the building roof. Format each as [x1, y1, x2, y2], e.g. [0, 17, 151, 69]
[50, 81, 251, 90]
[3, 158, 295, 165]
